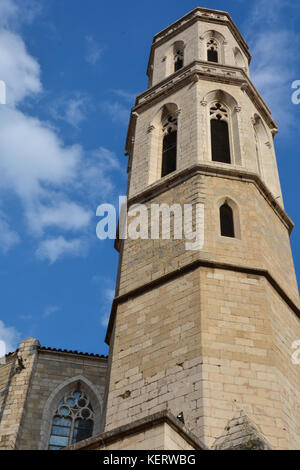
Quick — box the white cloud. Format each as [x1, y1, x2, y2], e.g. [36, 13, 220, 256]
[36, 236, 86, 263]
[0, 29, 41, 107]
[250, 31, 298, 127]
[0, 100, 121, 257]
[0, 0, 18, 28]
[79, 146, 123, 200]
[43, 305, 60, 318]
[0, 107, 81, 199]
[19, 314, 33, 321]
[64, 98, 87, 127]
[103, 101, 129, 126]
[27, 201, 92, 236]
[50, 92, 90, 127]
[111, 89, 136, 103]
[100, 314, 110, 327]
[0, 212, 20, 253]
[0, 1, 123, 262]
[85, 35, 102, 65]
[246, 0, 300, 131]
[0, 319, 21, 354]
[0, 0, 42, 29]
[247, 0, 292, 29]
[104, 288, 115, 302]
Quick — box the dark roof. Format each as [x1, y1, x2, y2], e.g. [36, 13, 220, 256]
[39, 346, 107, 359]
[4, 350, 17, 358]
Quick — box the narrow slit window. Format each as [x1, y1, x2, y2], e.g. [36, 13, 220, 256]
[220, 203, 235, 238]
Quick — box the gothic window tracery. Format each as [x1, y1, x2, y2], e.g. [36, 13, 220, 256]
[207, 38, 219, 62]
[48, 388, 94, 450]
[210, 102, 231, 164]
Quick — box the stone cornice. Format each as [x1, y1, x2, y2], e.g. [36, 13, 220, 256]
[147, 7, 251, 77]
[105, 259, 300, 345]
[65, 410, 208, 450]
[125, 61, 276, 156]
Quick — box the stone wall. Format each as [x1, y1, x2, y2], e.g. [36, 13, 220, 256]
[0, 338, 39, 449]
[118, 174, 298, 305]
[105, 261, 300, 449]
[0, 339, 108, 450]
[105, 170, 300, 449]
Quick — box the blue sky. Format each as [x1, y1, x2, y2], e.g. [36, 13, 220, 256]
[0, 0, 300, 356]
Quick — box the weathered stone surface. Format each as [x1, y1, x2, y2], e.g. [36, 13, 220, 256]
[0, 339, 108, 450]
[103, 6, 300, 451]
[213, 409, 272, 450]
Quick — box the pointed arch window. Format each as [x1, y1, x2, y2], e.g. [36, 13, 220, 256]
[252, 114, 270, 178]
[207, 38, 219, 63]
[174, 44, 184, 72]
[210, 102, 231, 164]
[161, 113, 177, 177]
[233, 47, 246, 69]
[220, 203, 235, 238]
[48, 388, 94, 450]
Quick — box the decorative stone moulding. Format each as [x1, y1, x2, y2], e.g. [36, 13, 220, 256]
[135, 63, 273, 128]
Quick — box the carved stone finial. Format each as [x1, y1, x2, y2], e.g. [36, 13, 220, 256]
[271, 128, 278, 136]
[192, 73, 199, 83]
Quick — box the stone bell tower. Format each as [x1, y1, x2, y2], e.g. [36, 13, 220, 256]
[99, 7, 300, 451]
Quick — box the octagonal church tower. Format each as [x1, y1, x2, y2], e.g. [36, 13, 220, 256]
[88, 7, 300, 450]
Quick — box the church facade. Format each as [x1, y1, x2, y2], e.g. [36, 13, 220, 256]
[0, 6, 299, 450]
[0, 338, 107, 449]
